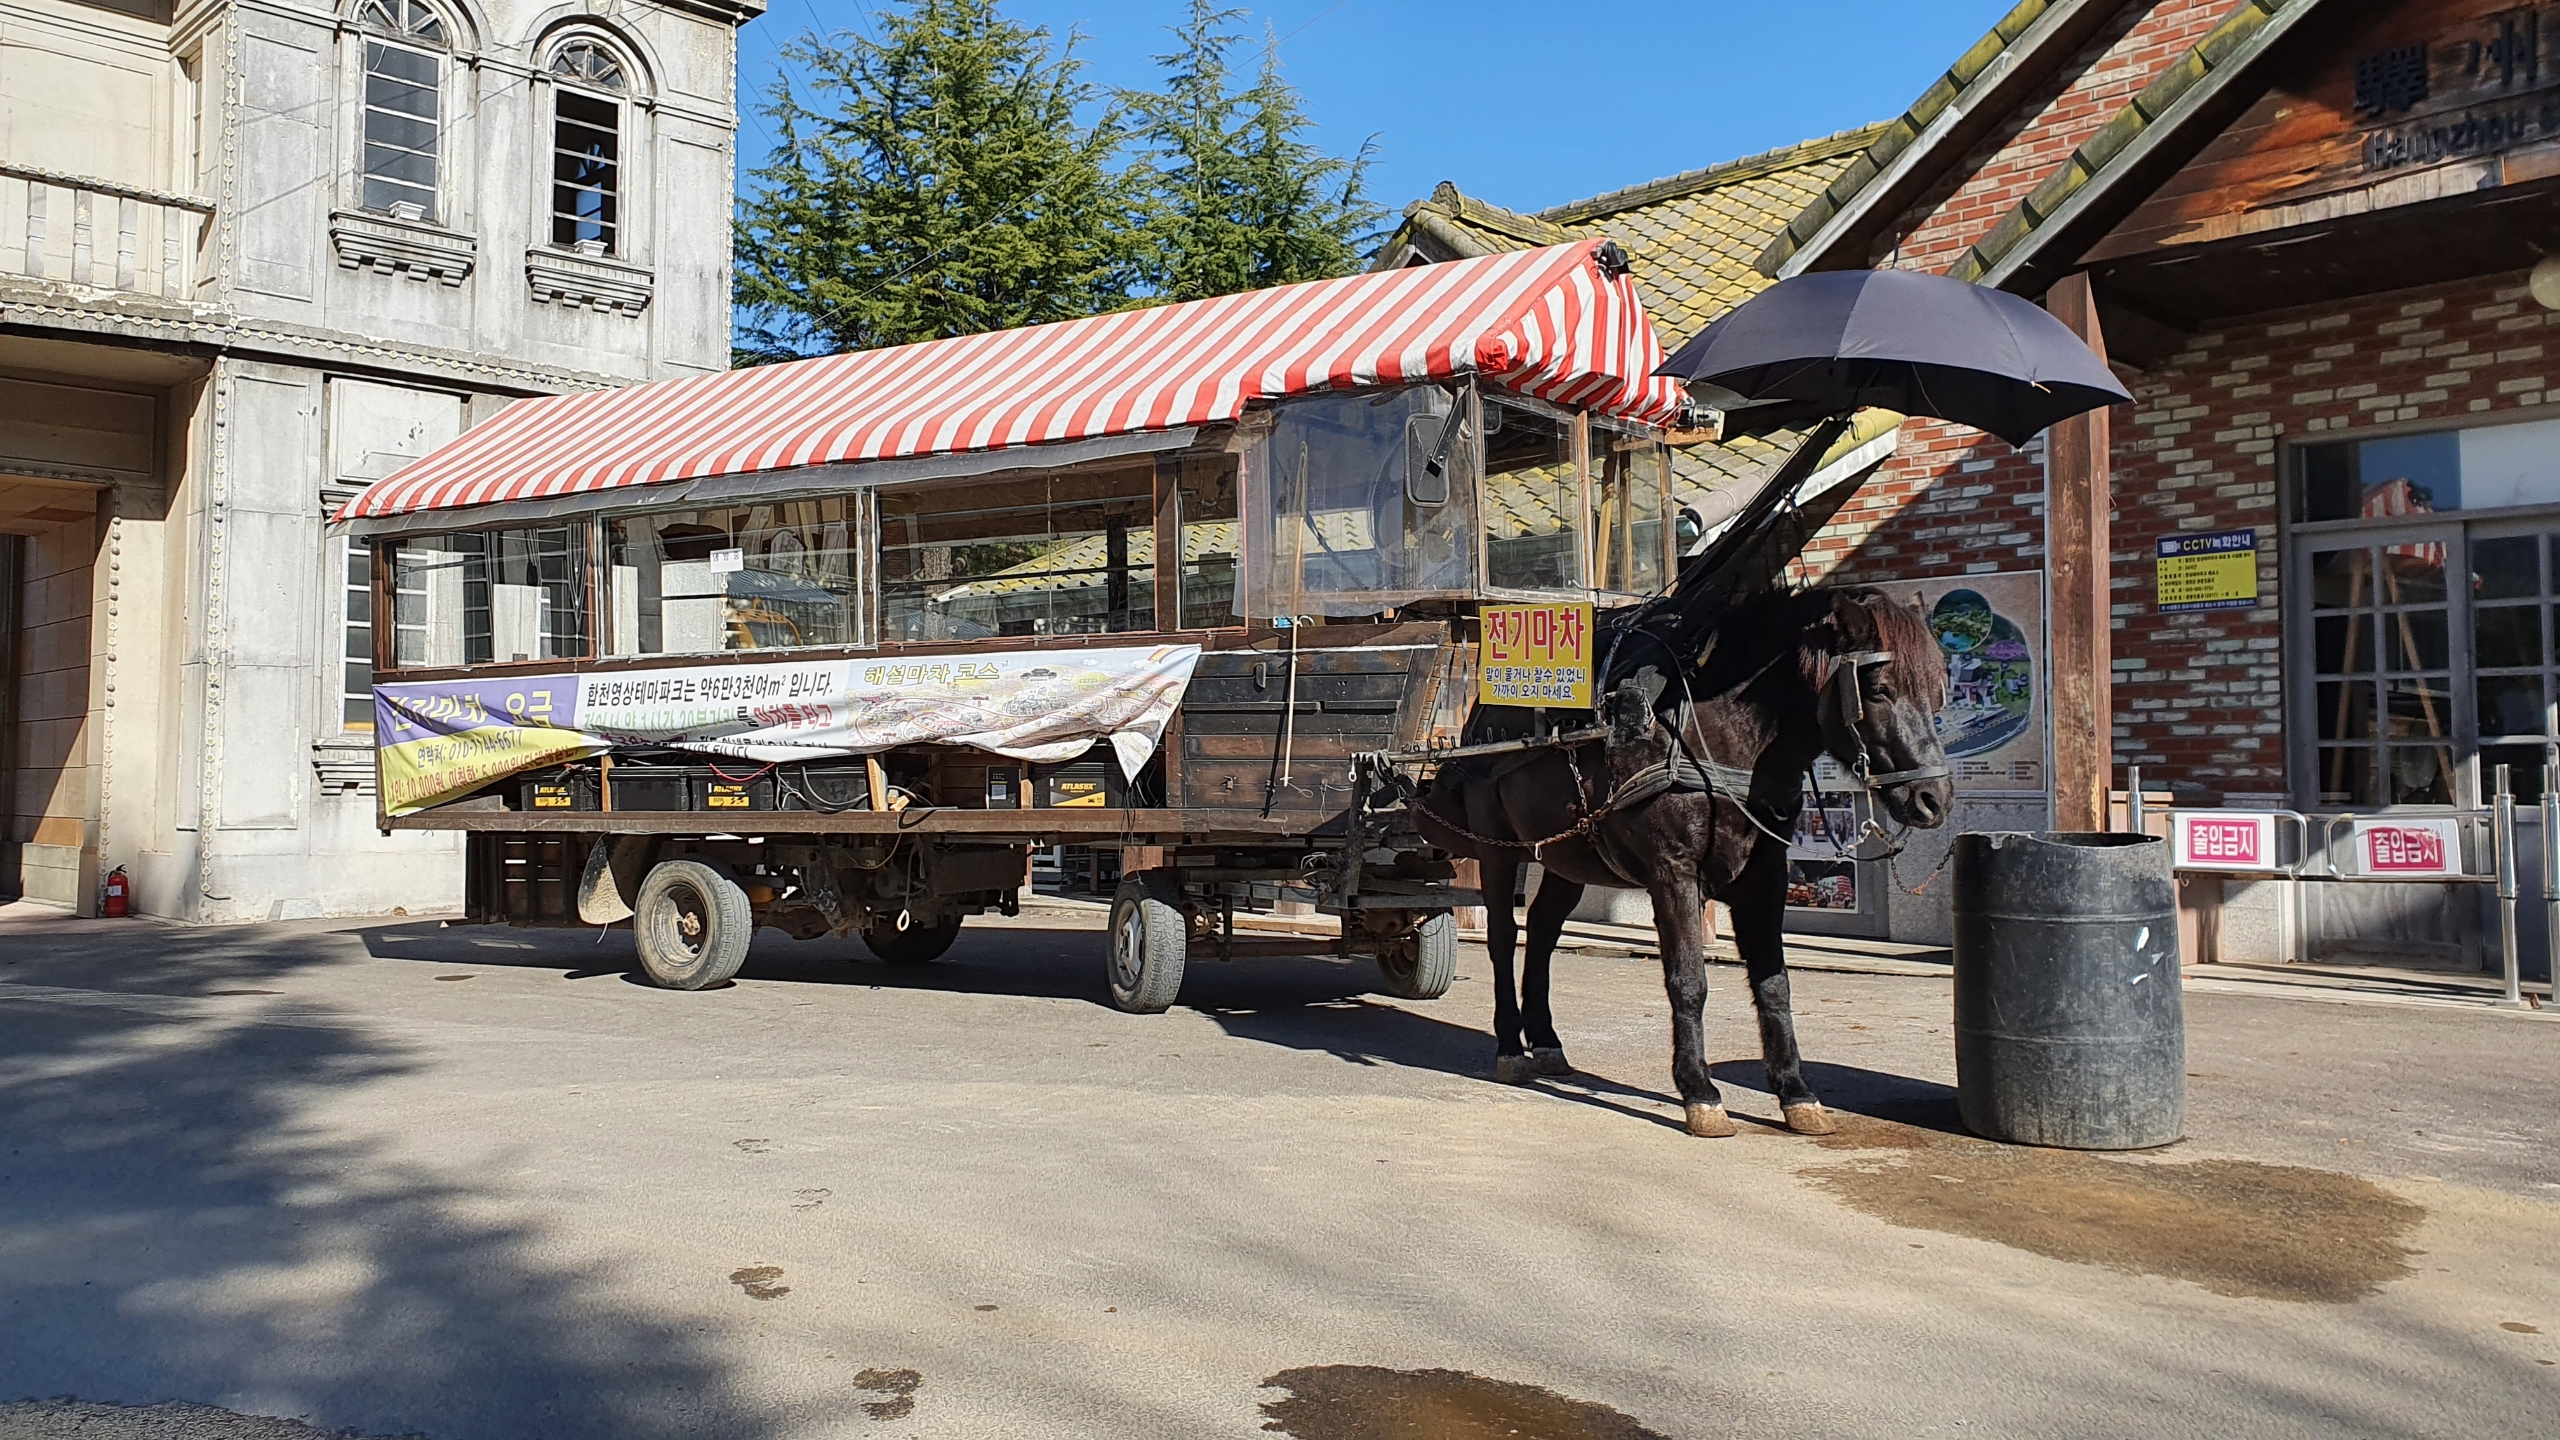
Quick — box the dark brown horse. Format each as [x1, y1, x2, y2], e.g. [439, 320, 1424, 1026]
[1416, 587, 1953, 1138]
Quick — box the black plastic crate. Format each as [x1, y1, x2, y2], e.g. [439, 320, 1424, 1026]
[694, 771, 779, 812]
[518, 771, 598, 812]
[606, 769, 693, 812]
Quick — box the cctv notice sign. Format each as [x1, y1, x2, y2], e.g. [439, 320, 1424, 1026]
[1479, 602, 1594, 708]
[2157, 529, 2260, 613]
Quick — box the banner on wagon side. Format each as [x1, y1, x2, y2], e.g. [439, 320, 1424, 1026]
[1478, 602, 1594, 708]
[375, 644, 1202, 817]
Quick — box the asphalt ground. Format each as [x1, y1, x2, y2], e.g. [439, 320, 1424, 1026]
[0, 900, 2553, 1439]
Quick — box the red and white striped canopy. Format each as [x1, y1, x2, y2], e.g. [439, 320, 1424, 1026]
[340, 240, 1687, 522]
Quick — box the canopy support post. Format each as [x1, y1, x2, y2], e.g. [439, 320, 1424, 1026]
[2045, 271, 2114, 833]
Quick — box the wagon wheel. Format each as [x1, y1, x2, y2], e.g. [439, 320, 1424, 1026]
[633, 859, 754, 990]
[1107, 873, 1187, 1013]
[1376, 911, 1456, 1000]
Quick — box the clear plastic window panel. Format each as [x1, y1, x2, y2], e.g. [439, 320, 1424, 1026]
[1482, 399, 1583, 593]
[1240, 387, 1476, 619]
[877, 468, 1155, 640]
[607, 499, 862, 656]
[1591, 429, 1667, 596]
[391, 527, 591, 667]
[1175, 452, 1242, 629]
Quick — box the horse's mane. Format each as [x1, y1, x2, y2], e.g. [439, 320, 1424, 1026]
[1674, 586, 1944, 703]
[1860, 588, 1949, 701]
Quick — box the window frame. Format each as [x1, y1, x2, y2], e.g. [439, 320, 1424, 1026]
[2283, 411, 2560, 811]
[351, 1, 452, 224]
[542, 38, 628, 256]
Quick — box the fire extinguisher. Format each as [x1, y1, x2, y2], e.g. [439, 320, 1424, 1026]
[102, 866, 130, 918]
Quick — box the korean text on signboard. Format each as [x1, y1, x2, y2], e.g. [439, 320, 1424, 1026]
[1479, 602, 1594, 708]
[2173, 811, 2281, 872]
[2351, 817, 2464, 877]
[2156, 530, 2259, 613]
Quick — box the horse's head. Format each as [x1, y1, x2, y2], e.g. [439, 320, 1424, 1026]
[1802, 589, 1954, 829]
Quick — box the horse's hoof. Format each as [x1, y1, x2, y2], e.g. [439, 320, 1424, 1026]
[1685, 1103, 1737, 1138]
[1530, 1046, 1573, 1076]
[1494, 1055, 1535, 1085]
[1783, 1103, 1837, 1136]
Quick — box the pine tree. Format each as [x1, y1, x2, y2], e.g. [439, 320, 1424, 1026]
[1123, 2, 1383, 303]
[733, 1, 1138, 361]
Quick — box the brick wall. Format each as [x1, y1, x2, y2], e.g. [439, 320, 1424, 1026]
[1804, 269, 2560, 803]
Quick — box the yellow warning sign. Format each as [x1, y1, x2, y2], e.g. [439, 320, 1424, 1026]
[1478, 602, 1595, 708]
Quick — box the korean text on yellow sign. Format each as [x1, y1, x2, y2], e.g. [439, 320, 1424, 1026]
[1479, 602, 1595, 708]
[2155, 529, 2259, 613]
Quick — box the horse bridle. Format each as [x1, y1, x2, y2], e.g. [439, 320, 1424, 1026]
[1826, 649, 1951, 789]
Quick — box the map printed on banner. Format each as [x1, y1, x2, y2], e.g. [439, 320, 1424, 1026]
[375, 644, 1203, 816]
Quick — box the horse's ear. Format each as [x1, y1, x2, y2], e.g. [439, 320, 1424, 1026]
[1798, 600, 1847, 693]
[1610, 666, 1666, 744]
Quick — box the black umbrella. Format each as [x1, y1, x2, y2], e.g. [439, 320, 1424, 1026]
[1654, 268, 2129, 446]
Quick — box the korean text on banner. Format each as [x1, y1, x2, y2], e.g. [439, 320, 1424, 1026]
[375, 644, 1203, 816]
[1479, 602, 1594, 708]
[376, 674, 603, 818]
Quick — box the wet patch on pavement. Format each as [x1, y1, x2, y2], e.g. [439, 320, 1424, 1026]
[1804, 1117, 2424, 1302]
[852, 1367, 921, 1420]
[1257, 1366, 1670, 1440]
[728, 1264, 791, 1300]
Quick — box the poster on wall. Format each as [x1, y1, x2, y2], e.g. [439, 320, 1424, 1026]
[1786, 799, 1863, 911]
[1867, 571, 2047, 798]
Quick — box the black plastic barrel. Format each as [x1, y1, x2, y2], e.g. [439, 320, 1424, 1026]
[1950, 832, 2183, 1149]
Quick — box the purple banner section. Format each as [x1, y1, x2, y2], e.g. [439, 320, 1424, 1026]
[375, 674, 596, 816]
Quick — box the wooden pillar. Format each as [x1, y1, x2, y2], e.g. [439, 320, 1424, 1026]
[2045, 271, 2113, 832]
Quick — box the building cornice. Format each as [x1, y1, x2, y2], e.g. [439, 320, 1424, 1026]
[0, 282, 631, 396]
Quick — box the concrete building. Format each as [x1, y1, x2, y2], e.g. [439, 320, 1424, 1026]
[1, 0, 763, 918]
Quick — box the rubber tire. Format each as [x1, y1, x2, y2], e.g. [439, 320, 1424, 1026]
[633, 858, 755, 990]
[1107, 874, 1188, 1014]
[863, 915, 962, 964]
[1376, 911, 1457, 1000]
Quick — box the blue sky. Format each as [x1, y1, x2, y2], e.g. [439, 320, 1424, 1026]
[734, 1, 2021, 218]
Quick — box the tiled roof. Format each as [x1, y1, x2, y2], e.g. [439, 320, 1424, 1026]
[1758, 0, 2080, 276]
[1377, 126, 1896, 523]
[1946, 0, 2317, 287]
[1385, 126, 1887, 344]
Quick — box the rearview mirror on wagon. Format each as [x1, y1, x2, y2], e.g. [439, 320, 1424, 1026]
[1406, 411, 1457, 508]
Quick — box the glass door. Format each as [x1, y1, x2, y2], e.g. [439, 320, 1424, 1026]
[2300, 526, 2458, 808]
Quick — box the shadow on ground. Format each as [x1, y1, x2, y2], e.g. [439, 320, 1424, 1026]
[0, 914, 776, 1439]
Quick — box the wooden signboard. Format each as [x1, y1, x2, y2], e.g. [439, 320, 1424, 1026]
[2095, 0, 2560, 260]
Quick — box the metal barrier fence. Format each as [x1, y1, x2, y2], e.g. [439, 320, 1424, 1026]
[2136, 762, 2551, 1008]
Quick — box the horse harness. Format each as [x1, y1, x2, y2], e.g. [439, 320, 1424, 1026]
[1412, 644, 1944, 883]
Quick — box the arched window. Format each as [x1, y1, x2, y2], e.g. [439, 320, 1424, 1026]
[547, 39, 626, 254]
[355, 0, 449, 222]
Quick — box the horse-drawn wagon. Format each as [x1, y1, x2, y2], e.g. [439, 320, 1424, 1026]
[337, 239, 1692, 1010]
